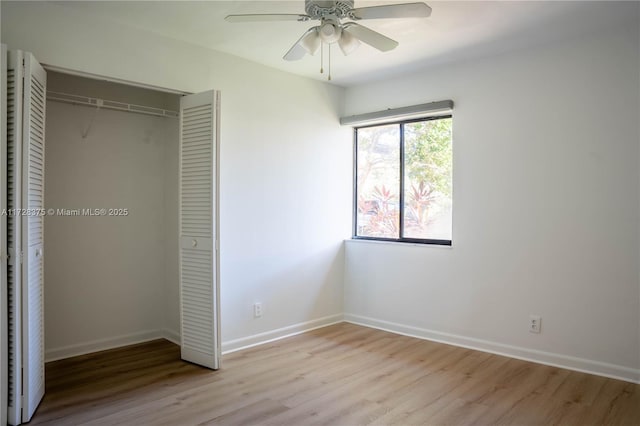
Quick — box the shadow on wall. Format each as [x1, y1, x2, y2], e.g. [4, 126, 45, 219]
[308, 241, 346, 319]
[262, 240, 345, 321]
[221, 241, 346, 341]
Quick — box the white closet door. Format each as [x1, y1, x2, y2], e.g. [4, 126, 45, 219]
[1, 43, 9, 426]
[20, 51, 46, 423]
[6, 50, 46, 425]
[179, 90, 221, 370]
[7, 49, 25, 426]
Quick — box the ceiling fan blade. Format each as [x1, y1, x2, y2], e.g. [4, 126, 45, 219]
[284, 27, 320, 61]
[350, 2, 432, 20]
[225, 14, 311, 23]
[343, 23, 398, 52]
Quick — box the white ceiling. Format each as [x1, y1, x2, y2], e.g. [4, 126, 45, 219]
[54, 1, 638, 87]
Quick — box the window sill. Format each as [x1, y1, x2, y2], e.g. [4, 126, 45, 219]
[345, 238, 453, 249]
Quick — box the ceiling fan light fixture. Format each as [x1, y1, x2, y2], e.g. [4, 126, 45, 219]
[319, 22, 342, 44]
[300, 28, 321, 55]
[338, 29, 361, 55]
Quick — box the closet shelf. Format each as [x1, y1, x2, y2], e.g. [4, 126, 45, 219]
[47, 91, 178, 118]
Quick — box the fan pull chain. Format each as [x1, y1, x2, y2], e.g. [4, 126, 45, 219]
[328, 44, 332, 81]
[320, 42, 324, 74]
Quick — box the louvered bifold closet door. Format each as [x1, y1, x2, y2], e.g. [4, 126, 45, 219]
[20, 52, 46, 423]
[1, 43, 9, 426]
[179, 90, 221, 370]
[7, 49, 25, 426]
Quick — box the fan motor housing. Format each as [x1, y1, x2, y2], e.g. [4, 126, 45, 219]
[305, 0, 355, 19]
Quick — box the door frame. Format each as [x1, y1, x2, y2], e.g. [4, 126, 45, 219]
[42, 64, 190, 96]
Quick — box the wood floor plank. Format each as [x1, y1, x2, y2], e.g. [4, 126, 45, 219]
[30, 323, 640, 425]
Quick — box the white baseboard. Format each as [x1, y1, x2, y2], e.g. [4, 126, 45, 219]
[43, 315, 345, 363]
[48, 314, 635, 385]
[45, 329, 166, 362]
[344, 313, 640, 384]
[221, 314, 344, 355]
[162, 328, 181, 346]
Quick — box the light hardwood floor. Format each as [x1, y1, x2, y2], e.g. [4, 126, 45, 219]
[32, 323, 639, 425]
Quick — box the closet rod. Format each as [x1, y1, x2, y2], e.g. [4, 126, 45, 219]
[46, 91, 179, 118]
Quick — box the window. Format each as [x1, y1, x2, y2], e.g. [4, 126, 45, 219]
[354, 116, 452, 245]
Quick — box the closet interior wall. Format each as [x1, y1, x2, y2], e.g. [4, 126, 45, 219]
[44, 72, 180, 360]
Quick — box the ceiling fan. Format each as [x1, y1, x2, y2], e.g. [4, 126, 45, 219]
[225, 1, 431, 80]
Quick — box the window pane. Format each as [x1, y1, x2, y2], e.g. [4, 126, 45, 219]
[356, 125, 400, 239]
[403, 118, 452, 240]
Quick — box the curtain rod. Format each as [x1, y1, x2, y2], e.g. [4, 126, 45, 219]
[47, 91, 178, 119]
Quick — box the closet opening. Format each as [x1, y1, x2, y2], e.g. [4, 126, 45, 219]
[44, 71, 184, 363]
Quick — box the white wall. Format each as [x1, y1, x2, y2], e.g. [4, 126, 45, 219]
[2, 1, 351, 352]
[343, 21, 640, 382]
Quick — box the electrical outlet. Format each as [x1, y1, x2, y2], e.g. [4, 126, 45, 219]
[253, 302, 263, 318]
[529, 315, 541, 334]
